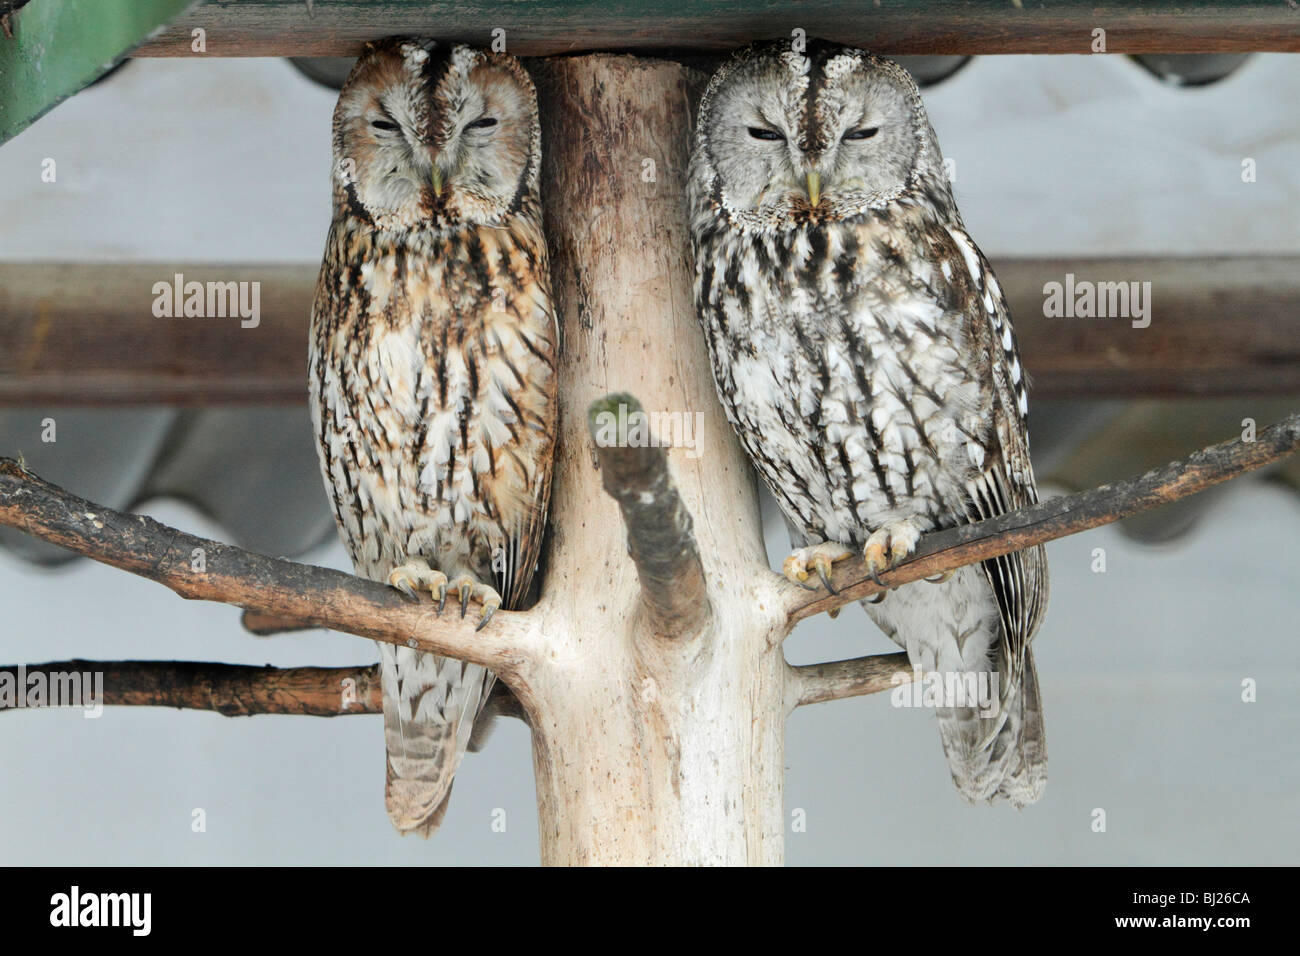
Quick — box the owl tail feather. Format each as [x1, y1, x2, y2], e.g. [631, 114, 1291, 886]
[386, 769, 453, 838]
[379, 644, 494, 837]
[996, 649, 1047, 808]
[934, 648, 1047, 808]
[382, 714, 459, 837]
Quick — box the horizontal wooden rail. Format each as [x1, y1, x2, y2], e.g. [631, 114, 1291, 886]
[129, 1, 1300, 57]
[0, 257, 1296, 405]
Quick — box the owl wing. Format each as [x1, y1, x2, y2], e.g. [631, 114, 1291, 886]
[490, 350, 557, 612]
[941, 226, 1049, 695]
[483, 220, 560, 612]
[456, 223, 558, 757]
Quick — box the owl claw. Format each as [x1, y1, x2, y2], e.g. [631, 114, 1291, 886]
[816, 563, 838, 595]
[388, 561, 449, 608]
[435, 583, 447, 614]
[864, 539, 890, 586]
[782, 542, 853, 594]
[863, 519, 923, 589]
[449, 575, 504, 631]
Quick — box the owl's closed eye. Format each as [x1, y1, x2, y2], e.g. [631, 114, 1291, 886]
[331, 38, 541, 231]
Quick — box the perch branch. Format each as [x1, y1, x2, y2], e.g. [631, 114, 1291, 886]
[0, 661, 531, 721]
[587, 393, 711, 639]
[787, 412, 1300, 626]
[789, 653, 912, 709]
[240, 610, 315, 636]
[0, 661, 381, 716]
[0, 459, 541, 677]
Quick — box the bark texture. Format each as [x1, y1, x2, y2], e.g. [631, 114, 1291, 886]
[525, 55, 789, 866]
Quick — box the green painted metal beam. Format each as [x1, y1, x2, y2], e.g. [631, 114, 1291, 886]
[0, 0, 199, 146]
[133, 0, 1300, 57]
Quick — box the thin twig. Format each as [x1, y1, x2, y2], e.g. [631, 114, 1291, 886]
[787, 413, 1300, 626]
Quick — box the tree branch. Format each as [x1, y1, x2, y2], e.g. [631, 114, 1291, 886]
[787, 412, 1300, 626]
[240, 611, 315, 636]
[788, 414, 1299, 707]
[0, 459, 540, 677]
[0, 661, 381, 716]
[789, 653, 912, 709]
[0, 660, 531, 722]
[587, 393, 711, 639]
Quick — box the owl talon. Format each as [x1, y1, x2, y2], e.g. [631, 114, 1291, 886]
[925, 570, 955, 584]
[864, 540, 889, 586]
[816, 562, 838, 595]
[449, 575, 504, 630]
[863, 520, 923, 588]
[388, 561, 449, 607]
[435, 584, 447, 614]
[475, 603, 499, 632]
[782, 542, 853, 593]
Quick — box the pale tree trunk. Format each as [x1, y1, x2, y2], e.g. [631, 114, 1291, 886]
[522, 55, 791, 866]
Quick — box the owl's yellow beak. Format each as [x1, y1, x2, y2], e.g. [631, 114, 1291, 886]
[805, 171, 821, 207]
[430, 166, 444, 197]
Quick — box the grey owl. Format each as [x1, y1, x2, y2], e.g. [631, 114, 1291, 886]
[688, 41, 1049, 806]
[310, 38, 558, 835]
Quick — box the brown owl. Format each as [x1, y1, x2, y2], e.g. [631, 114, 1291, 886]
[689, 42, 1049, 806]
[310, 38, 558, 835]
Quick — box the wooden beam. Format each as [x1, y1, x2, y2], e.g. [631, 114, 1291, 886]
[0, 0, 200, 146]
[1005, 256, 1300, 398]
[129, 1, 1300, 57]
[0, 257, 1296, 405]
[0, 263, 314, 405]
